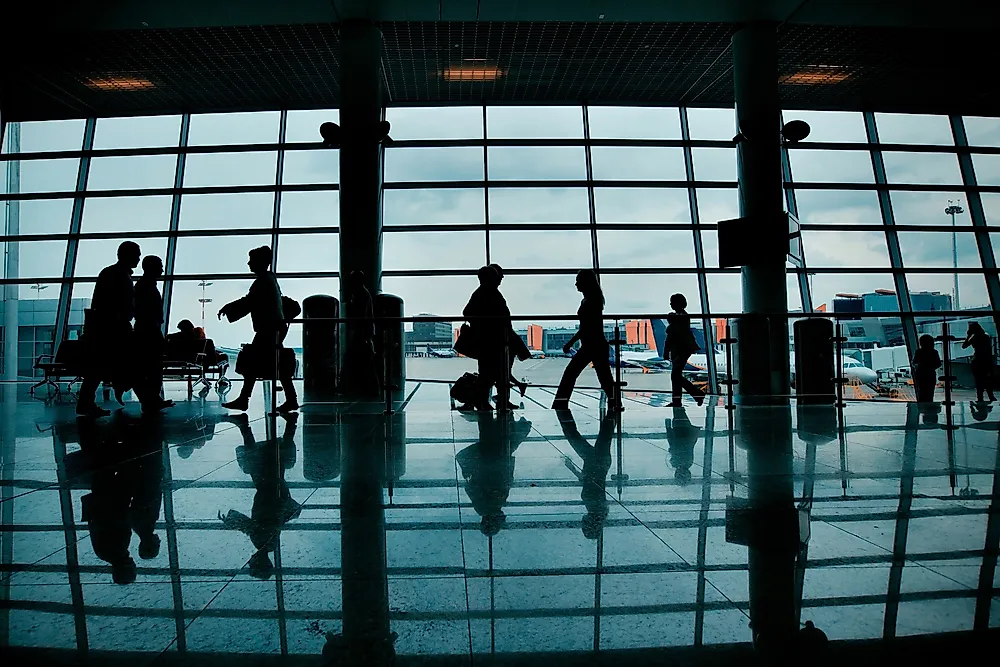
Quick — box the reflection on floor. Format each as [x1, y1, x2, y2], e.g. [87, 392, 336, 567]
[2, 381, 999, 665]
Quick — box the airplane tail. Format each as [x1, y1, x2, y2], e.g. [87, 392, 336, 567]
[650, 319, 667, 359]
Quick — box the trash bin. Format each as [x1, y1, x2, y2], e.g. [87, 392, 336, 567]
[374, 293, 405, 394]
[730, 314, 772, 401]
[302, 295, 339, 394]
[793, 319, 834, 404]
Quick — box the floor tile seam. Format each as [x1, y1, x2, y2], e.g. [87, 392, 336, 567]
[449, 408, 476, 661]
[1, 454, 242, 586]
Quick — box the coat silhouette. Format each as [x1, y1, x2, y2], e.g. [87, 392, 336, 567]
[558, 411, 615, 538]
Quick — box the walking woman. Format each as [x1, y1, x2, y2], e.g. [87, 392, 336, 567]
[665, 293, 705, 407]
[552, 270, 619, 411]
[963, 322, 996, 402]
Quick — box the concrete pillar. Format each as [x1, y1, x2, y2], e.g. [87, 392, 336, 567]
[3, 123, 19, 382]
[338, 21, 385, 396]
[733, 23, 790, 399]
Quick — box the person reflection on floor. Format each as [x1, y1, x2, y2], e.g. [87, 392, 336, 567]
[77, 412, 166, 584]
[456, 412, 532, 536]
[557, 410, 615, 539]
[665, 405, 700, 484]
[218, 413, 301, 580]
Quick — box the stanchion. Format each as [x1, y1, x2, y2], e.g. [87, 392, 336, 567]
[938, 318, 957, 431]
[612, 322, 626, 412]
[720, 321, 737, 492]
[833, 318, 849, 495]
[498, 336, 510, 416]
[383, 328, 393, 416]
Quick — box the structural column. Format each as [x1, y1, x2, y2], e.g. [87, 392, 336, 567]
[3, 122, 19, 382]
[733, 23, 790, 398]
[338, 20, 385, 395]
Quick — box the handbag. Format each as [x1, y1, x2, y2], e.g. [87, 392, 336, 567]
[453, 323, 479, 359]
[237, 343, 297, 380]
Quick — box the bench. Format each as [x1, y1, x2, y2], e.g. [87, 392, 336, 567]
[32, 337, 230, 397]
[31, 339, 87, 394]
[162, 337, 230, 396]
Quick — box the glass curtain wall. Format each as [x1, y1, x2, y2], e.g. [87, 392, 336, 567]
[3, 108, 1000, 394]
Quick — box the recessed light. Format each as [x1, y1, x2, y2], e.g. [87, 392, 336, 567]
[441, 66, 504, 81]
[85, 76, 155, 91]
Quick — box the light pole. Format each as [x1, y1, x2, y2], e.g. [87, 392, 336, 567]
[197, 280, 213, 328]
[29, 283, 49, 298]
[945, 201, 964, 311]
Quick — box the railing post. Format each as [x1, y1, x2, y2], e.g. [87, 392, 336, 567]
[383, 327, 393, 415]
[833, 317, 849, 495]
[612, 322, 626, 412]
[938, 319, 957, 432]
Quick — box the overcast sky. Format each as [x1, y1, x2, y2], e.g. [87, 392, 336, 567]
[3, 107, 1000, 349]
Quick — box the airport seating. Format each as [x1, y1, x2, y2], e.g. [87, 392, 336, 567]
[31, 339, 87, 394]
[162, 337, 230, 396]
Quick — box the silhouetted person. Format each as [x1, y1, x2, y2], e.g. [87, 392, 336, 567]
[490, 264, 529, 404]
[218, 246, 298, 413]
[219, 413, 301, 580]
[665, 293, 705, 407]
[132, 255, 174, 413]
[78, 241, 141, 417]
[166, 319, 206, 342]
[341, 270, 380, 396]
[911, 334, 941, 403]
[552, 269, 619, 411]
[665, 405, 699, 484]
[963, 322, 996, 402]
[455, 413, 532, 535]
[558, 410, 615, 538]
[77, 413, 165, 584]
[463, 266, 512, 411]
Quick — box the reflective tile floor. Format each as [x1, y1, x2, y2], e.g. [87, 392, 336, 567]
[2, 381, 999, 665]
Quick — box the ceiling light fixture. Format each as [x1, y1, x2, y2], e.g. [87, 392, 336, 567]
[780, 66, 850, 85]
[441, 66, 503, 82]
[85, 76, 155, 91]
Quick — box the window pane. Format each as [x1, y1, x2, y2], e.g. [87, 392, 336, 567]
[486, 106, 583, 139]
[279, 190, 339, 228]
[386, 147, 483, 182]
[598, 230, 695, 269]
[707, 273, 742, 314]
[810, 274, 896, 312]
[907, 273, 989, 311]
[383, 230, 485, 271]
[890, 192, 971, 226]
[686, 109, 734, 141]
[282, 149, 339, 185]
[184, 151, 277, 187]
[787, 150, 873, 183]
[81, 195, 173, 233]
[8, 198, 73, 235]
[882, 152, 962, 186]
[697, 189, 738, 222]
[87, 154, 178, 191]
[783, 110, 867, 143]
[8, 158, 80, 194]
[3, 120, 85, 154]
[488, 146, 586, 180]
[168, 279, 254, 349]
[875, 113, 953, 145]
[179, 192, 274, 230]
[188, 111, 280, 145]
[691, 148, 736, 182]
[275, 234, 338, 273]
[12, 279, 62, 301]
[963, 117, 1000, 148]
[898, 231, 980, 268]
[590, 147, 686, 181]
[799, 231, 890, 267]
[386, 106, 482, 140]
[795, 189, 882, 225]
[971, 154, 1000, 186]
[173, 236, 266, 275]
[500, 274, 582, 316]
[75, 238, 167, 279]
[384, 188, 484, 225]
[16, 241, 67, 281]
[983, 193, 1000, 225]
[490, 230, 592, 269]
[587, 106, 680, 139]
[602, 273, 700, 314]
[382, 275, 478, 322]
[594, 188, 689, 223]
[286, 109, 339, 143]
[93, 115, 182, 150]
[490, 188, 589, 223]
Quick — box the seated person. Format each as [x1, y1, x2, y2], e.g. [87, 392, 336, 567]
[166, 319, 206, 342]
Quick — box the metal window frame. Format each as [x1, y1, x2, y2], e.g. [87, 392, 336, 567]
[161, 114, 191, 331]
